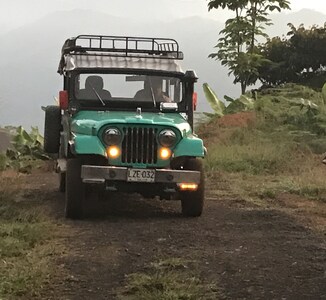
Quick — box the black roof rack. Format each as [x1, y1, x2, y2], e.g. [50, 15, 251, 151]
[62, 35, 184, 58]
[58, 35, 183, 73]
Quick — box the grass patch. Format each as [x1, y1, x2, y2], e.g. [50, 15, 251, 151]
[292, 186, 326, 201]
[118, 258, 220, 300]
[0, 153, 7, 171]
[200, 84, 326, 207]
[286, 171, 326, 203]
[0, 172, 58, 298]
[223, 163, 326, 207]
[204, 125, 309, 175]
[201, 84, 326, 176]
[272, 167, 326, 203]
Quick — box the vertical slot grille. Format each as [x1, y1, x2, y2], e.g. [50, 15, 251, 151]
[122, 127, 158, 164]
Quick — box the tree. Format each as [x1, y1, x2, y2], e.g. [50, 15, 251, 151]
[258, 24, 326, 88]
[207, 0, 290, 94]
[258, 36, 295, 85]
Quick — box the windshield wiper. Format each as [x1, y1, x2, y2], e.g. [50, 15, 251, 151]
[89, 83, 106, 106]
[148, 78, 156, 107]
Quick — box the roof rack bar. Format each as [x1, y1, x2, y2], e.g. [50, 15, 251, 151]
[126, 37, 129, 57]
[58, 35, 184, 74]
[61, 35, 183, 60]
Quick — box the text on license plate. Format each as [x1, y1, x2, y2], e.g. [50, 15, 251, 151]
[127, 169, 155, 183]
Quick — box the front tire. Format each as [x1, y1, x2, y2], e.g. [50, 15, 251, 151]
[180, 158, 204, 217]
[65, 159, 84, 219]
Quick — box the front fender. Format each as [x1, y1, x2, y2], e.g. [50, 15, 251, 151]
[174, 135, 205, 158]
[73, 134, 106, 156]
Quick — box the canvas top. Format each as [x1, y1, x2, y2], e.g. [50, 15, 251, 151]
[62, 54, 183, 73]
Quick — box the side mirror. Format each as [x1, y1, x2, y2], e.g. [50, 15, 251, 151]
[59, 90, 69, 110]
[193, 92, 198, 111]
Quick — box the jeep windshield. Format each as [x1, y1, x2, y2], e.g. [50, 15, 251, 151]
[74, 73, 183, 111]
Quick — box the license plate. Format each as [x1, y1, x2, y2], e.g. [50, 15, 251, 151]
[127, 169, 155, 183]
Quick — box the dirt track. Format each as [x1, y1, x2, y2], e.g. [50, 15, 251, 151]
[29, 172, 326, 299]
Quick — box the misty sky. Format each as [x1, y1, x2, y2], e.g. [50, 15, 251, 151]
[1, 0, 325, 33]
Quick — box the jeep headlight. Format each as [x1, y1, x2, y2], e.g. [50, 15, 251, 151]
[103, 128, 122, 145]
[158, 129, 176, 147]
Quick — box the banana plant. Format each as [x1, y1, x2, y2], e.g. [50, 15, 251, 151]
[5, 126, 49, 173]
[282, 97, 319, 112]
[322, 82, 326, 105]
[203, 83, 225, 117]
[203, 83, 255, 116]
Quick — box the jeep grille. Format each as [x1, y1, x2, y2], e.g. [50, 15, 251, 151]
[121, 127, 158, 164]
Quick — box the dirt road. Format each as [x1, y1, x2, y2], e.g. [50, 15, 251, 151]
[29, 172, 326, 299]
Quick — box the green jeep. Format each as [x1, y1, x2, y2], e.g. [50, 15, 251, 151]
[44, 35, 206, 219]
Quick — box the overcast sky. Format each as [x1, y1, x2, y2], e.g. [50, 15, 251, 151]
[1, 0, 326, 34]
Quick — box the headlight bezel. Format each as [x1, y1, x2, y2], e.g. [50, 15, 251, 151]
[158, 129, 177, 147]
[102, 127, 122, 146]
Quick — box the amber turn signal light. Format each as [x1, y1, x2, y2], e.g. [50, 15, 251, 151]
[107, 146, 120, 158]
[159, 147, 172, 160]
[178, 183, 198, 191]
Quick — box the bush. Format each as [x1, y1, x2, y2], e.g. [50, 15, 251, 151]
[2, 127, 48, 173]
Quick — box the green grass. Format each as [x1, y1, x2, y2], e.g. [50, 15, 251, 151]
[0, 153, 6, 171]
[258, 172, 326, 203]
[0, 173, 58, 298]
[201, 83, 326, 208]
[205, 134, 326, 203]
[118, 258, 220, 300]
[204, 125, 307, 175]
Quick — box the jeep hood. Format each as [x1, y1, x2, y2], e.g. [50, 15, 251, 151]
[71, 111, 192, 136]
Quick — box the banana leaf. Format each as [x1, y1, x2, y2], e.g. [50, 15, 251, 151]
[224, 95, 235, 103]
[322, 82, 326, 104]
[203, 83, 225, 117]
[238, 95, 255, 110]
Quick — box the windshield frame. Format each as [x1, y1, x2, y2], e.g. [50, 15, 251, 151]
[69, 69, 187, 113]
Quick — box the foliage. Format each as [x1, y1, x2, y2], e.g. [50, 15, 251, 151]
[207, 0, 290, 94]
[202, 83, 255, 117]
[0, 175, 57, 298]
[202, 83, 225, 116]
[4, 127, 48, 173]
[255, 84, 323, 134]
[201, 83, 326, 176]
[0, 154, 7, 171]
[322, 82, 326, 105]
[258, 24, 326, 87]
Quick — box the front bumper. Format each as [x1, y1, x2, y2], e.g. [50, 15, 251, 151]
[81, 165, 200, 184]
